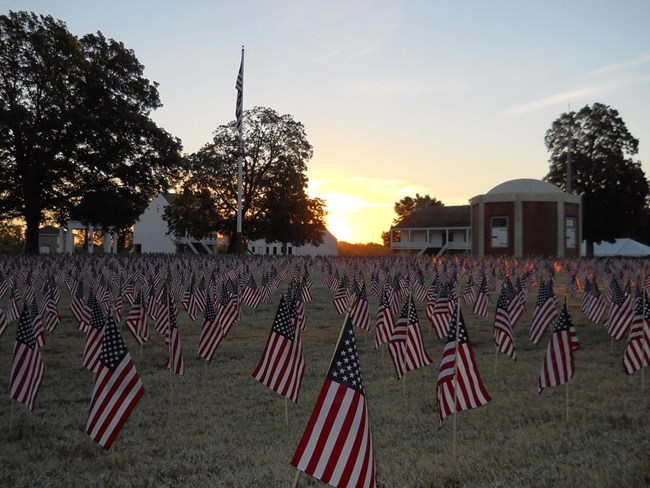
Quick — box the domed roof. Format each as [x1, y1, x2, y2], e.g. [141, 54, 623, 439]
[487, 178, 563, 195]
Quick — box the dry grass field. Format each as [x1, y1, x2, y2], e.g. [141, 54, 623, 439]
[0, 256, 648, 487]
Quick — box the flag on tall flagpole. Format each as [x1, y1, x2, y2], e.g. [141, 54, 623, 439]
[235, 47, 244, 136]
[235, 46, 245, 252]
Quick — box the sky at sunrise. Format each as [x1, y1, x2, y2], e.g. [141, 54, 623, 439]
[4, 0, 650, 244]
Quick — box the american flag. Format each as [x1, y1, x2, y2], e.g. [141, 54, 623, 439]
[70, 280, 91, 332]
[529, 279, 558, 345]
[29, 298, 44, 347]
[388, 297, 409, 379]
[181, 277, 199, 322]
[125, 289, 147, 345]
[291, 316, 375, 487]
[332, 279, 350, 315]
[7, 284, 20, 323]
[436, 305, 490, 427]
[235, 48, 244, 135]
[86, 314, 144, 449]
[0, 306, 7, 337]
[403, 295, 433, 373]
[252, 294, 304, 402]
[493, 289, 516, 360]
[622, 287, 650, 375]
[9, 304, 44, 411]
[509, 277, 526, 327]
[606, 277, 634, 340]
[217, 282, 239, 339]
[427, 281, 451, 339]
[373, 289, 393, 349]
[241, 274, 262, 309]
[472, 273, 490, 320]
[167, 297, 184, 376]
[82, 294, 105, 373]
[584, 280, 606, 324]
[462, 275, 476, 305]
[198, 291, 223, 362]
[349, 280, 370, 331]
[538, 302, 577, 393]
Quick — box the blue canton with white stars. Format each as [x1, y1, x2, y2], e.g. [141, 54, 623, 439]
[327, 318, 364, 395]
[100, 315, 127, 370]
[272, 295, 295, 341]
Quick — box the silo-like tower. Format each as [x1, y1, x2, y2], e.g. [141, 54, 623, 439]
[470, 178, 581, 257]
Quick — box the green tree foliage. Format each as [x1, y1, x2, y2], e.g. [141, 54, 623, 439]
[0, 221, 24, 252]
[0, 11, 183, 254]
[544, 103, 648, 250]
[162, 188, 223, 241]
[164, 106, 327, 252]
[381, 193, 444, 246]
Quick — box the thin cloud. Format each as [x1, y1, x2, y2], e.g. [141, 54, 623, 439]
[588, 54, 650, 76]
[351, 177, 407, 186]
[507, 86, 606, 115]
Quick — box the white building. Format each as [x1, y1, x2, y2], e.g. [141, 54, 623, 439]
[132, 193, 178, 253]
[248, 228, 338, 256]
[133, 193, 338, 255]
[390, 205, 471, 256]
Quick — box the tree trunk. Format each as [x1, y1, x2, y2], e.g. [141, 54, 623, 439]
[585, 240, 594, 258]
[24, 210, 41, 255]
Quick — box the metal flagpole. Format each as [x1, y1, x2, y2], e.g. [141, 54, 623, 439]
[235, 46, 245, 254]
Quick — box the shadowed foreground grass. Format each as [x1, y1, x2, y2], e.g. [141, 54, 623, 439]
[0, 265, 648, 487]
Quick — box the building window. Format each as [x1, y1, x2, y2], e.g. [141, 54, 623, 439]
[491, 217, 508, 248]
[448, 232, 454, 242]
[266, 246, 269, 254]
[273, 247, 277, 255]
[288, 246, 292, 255]
[566, 217, 576, 248]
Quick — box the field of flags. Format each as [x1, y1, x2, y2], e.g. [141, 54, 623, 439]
[1, 253, 648, 487]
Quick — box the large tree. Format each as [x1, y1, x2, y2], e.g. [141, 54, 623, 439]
[0, 11, 183, 254]
[381, 193, 444, 246]
[544, 103, 648, 253]
[164, 106, 327, 252]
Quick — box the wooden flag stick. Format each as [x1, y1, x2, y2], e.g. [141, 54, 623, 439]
[292, 469, 300, 488]
[565, 381, 570, 423]
[451, 297, 462, 463]
[285, 398, 289, 427]
[327, 296, 358, 372]
[642, 278, 647, 392]
[8, 400, 15, 435]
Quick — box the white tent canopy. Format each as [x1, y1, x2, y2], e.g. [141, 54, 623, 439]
[582, 238, 650, 257]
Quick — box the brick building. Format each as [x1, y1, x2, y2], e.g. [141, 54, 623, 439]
[470, 178, 581, 257]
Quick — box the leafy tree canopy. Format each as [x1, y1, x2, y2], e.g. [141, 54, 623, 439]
[0, 11, 183, 253]
[543, 103, 648, 247]
[381, 193, 444, 246]
[393, 193, 444, 225]
[164, 106, 327, 252]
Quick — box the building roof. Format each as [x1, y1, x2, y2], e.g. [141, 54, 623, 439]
[487, 178, 563, 195]
[393, 205, 470, 229]
[39, 225, 60, 235]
